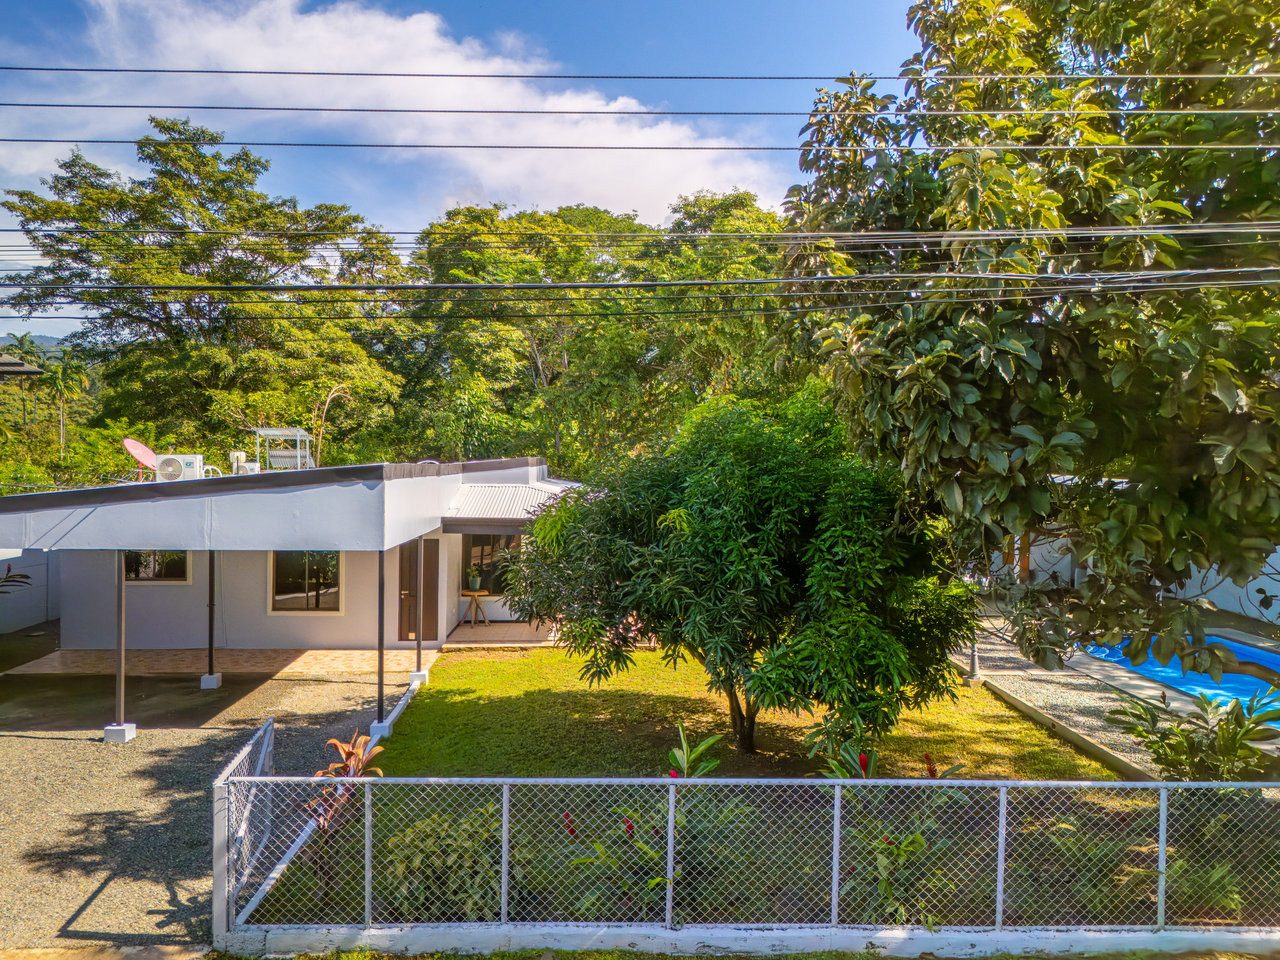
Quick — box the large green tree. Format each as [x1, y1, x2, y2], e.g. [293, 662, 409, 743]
[2, 118, 400, 454]
[507, 392, 975, 752]
[782, 0, 1280, 681]
[370, 193, 790, 474]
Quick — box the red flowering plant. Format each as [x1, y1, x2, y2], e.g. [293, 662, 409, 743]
[562, 722, 751, 921]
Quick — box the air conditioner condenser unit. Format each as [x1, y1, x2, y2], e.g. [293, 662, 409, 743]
[155, 453, 204, 482]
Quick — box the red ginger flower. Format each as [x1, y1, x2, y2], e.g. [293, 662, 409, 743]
[563, 811, 577, 838]
[669, 769, 680, 778]
[924, 753, 938, 779]
[623, 817, 634, 837]
[858, 753, 869, 775]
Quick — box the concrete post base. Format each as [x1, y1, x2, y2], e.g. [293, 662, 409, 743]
[409, 670, 430, 686]
[370, 720, 392, 739]
[200, 672, 223, 690]
[104, 723, 137, 743]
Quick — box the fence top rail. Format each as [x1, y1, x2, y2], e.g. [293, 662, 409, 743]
[213, 717, 274, 786]
[217, 772, 1280, 789]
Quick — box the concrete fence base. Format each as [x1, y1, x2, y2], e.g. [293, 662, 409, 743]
[219, 922, 1280, 957]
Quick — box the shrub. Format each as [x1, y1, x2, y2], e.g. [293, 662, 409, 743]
[1107, 689, 1280, 781]
[382, 803, 507, 922]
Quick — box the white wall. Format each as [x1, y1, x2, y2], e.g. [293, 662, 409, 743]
[0, 548, 58, 632]
[443, 533, 462, 634]
[60, 548, 402, 650]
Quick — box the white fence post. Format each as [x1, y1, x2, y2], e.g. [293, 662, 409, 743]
[995, 785, 1008, 930]
[500, 783, 511, 923]
[665, 782, 677, 929]
[830, 784, 842, 926]
[364, 782, 374, 928]
[212, 780, 229, 946]
[1156, 786, 1169, 930]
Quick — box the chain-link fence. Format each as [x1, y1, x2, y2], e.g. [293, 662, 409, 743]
[213, 775, 1280, 944]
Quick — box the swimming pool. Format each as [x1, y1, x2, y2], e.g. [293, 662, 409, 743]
[1084, 634, 1280, 705]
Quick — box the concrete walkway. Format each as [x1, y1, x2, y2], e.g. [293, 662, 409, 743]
[958, 630, 1160, 777]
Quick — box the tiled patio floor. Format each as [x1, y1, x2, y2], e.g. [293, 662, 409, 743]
[444, 619, 553, 647]
[4, 647, 435, 676]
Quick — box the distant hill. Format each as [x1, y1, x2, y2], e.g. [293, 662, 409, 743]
[0, 334, 64, 355]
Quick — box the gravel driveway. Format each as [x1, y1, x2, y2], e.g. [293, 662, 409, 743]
[0, 672, 407, 948]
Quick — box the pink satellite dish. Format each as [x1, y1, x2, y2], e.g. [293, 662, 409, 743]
[122, 437, 157, 480]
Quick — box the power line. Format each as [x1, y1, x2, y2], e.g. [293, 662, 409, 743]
[2, 66, 1278, 80]
[7, 222, 1280, 240]
[7, 267, 1277, 293]
[4, 102, 1278, 117]
[5, 137, 1278, 151]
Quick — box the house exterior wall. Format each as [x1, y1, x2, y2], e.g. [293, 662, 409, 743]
[59, 547, 402, 650]
[0, 548, 59, 632]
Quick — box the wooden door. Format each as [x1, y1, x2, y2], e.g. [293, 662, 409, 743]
[399, 538, 439, 642]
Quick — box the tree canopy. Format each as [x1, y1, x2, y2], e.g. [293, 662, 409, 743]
[506, 392, 975, 753]
[781, 0, 1280, 682]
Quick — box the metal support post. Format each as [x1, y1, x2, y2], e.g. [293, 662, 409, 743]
[995, 785, 1008, 929]
[364, 783, 374, 927]
[500, 783, 511, 923]
[665, 782, 677, 928]
[1156, 786, 1169, 929]
[830, 784, 843, 925]
[212, 780, 229, 945]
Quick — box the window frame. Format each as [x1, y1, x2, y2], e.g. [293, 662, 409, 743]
[267, 550, 345, 616]
[123, 549, 191, 585]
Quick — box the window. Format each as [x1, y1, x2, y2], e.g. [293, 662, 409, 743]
[271, 551, 342, 612]
[461, 534, 519, 594]
[124, 550, 188, 582]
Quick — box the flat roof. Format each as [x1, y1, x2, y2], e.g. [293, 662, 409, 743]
[0, 457, 548, 516]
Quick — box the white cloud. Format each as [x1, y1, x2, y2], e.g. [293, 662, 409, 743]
[10, 0, 791, 225]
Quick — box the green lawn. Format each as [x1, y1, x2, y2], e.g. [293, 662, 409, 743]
[378, 648, 1115, 780]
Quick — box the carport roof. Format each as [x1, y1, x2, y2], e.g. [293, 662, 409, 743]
[0, 456, 566, 551]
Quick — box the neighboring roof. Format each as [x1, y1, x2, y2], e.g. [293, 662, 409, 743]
[0, 353, 42, 378]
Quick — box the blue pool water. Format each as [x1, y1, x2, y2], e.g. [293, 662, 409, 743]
[1084, 634, 1280, 706]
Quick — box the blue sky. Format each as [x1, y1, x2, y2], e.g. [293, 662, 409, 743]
[0, 0, 919, 336]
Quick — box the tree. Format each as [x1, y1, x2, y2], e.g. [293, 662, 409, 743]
[506, 392, 975, 753]
[2, 118, 401, 451]
[781, 0, 1280, 682]
[39, 356, 89, 453]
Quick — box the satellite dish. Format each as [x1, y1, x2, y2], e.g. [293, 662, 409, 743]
[122, 437, 157, 480]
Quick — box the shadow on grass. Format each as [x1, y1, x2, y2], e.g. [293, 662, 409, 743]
[14, 678, 390, 946]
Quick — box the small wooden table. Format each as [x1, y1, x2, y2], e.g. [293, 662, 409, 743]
[461, 589, 491, 626]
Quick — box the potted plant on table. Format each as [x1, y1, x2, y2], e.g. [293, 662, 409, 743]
[466, 565, 482, 591]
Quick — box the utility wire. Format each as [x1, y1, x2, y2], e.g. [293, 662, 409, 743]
[7, 267, 1278, 293]
[4, 102, 1278, 117]
[6, 222, 1280, 239]
[2, 66, 1278, 80]
[5, 137, 1278, 151]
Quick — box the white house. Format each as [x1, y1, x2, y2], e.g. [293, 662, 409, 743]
[0, 456, 572, 739]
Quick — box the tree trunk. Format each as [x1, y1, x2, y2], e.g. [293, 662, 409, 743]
[58, 401, 65, 453]
[725, 686, 758, 753]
